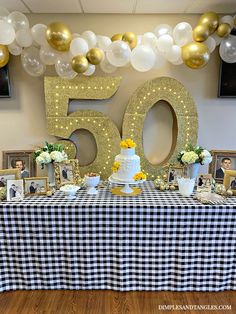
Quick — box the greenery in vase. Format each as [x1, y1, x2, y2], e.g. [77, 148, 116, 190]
[177, 144, 212, 165]
[33, 142, 68, 168]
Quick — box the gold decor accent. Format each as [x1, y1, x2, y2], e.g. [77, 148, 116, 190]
[86, 48, 104, 65]
[111, 186, 141, 196]
[111, 33, 123, 41]
[46, 22, 72, 51]
[193, 25, 209, 42]
[54, 159, 80, 189]
[44, 76, 122, 179]
[122, 77, 198, 180]
[122, 32, 137, 49]
[198, 12, 219, 34]
[0, 45, 9, 68]
[216, 23, 231, 38]
[71, 55, 89, 73]
[182, 42, 210, 69]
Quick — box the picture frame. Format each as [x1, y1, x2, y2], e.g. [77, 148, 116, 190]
[24, 177, 48, 196]
[54, 159, 80, 189]
[167, 165, 184, 185]
[7, 179, 24, 201]
[0, 169, 21, 188]
[223, 170, 236, 196]
[197, 174, 212, 193]
[208, 150, 236, 182]
[2, 150, 36, 178]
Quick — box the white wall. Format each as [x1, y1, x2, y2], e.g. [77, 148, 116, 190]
[0, 13, 235, 173]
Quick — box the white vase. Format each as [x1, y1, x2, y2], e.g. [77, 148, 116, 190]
[46, 163, 55, 187]
[186, 163, 200, 179]
[177, 177, 195, 197]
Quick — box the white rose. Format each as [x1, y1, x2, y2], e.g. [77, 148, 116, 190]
[182, 151, 198, 164]
[50, 151, 63, 162]
[200, 150, 212, 165]
[40, 151, 51, 164]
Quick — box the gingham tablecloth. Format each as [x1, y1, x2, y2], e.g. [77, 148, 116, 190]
[1, 181, 236, 292]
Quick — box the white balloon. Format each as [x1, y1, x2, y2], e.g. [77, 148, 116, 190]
[173, 22, 192, 47]
[203, 36, 216, 53]
[21, 46, 46, 77]
[219, 36, 236, 63]
[212, 32, 223, 46]
[165, 45, 181, 62]
[31, 24, 47, 46]
[156, 34, 173, 53]
[0, 20, 15, 45]
[0, 6, 9, 20]
[8, 11, 29, 30]
[100, 57, 117, 73]
[70, 37, 88, 56]
[106, 40, 131, 67]
[141, 32, 158, 48]
[97, 35, 111, 51]
[153, 50, 166, 69]
[172, 56, 184, 65]
[154, 24, 172, 38]
[8, 40, 22, 56]
[131, 45, 156, 72]
[83, 64, 96, 76]
[220, 15, 234, 28]
[81, 30, 97, 48]
[40, 44, 59, 65]
[55, 53, 77, 79]
[15, 28, 33, 47]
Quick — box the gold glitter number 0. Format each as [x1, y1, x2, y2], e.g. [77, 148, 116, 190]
[45, 76, 198, 179]
[44, 76, 122, 178]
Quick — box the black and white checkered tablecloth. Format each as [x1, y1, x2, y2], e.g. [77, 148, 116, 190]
[1, 181, 236, 292]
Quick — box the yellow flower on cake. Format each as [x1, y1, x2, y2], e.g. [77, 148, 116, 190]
[120, 138, 136, 149]
[112, 161, 120, 172]
[133, 172, 147, 181]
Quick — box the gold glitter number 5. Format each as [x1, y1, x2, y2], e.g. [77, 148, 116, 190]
[44, 76, 122, 178]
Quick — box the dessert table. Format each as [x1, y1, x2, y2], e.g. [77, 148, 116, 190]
[0, 181, 236, 292]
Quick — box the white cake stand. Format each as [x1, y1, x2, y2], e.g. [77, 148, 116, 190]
[108, 176, 145, 194]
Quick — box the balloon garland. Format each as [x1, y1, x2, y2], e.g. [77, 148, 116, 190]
[0, 6, 236, 78]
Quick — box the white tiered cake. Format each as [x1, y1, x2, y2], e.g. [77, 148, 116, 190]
[111, 140, 141, 183]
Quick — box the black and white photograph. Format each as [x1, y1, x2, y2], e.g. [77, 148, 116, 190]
[197, 174, 212, 193]
[167, 166, 184, 185]
[2, 150, 36, 178]
[0, 169, 21, 187]
[6, 179, 24, 201]
[209, 150, 236, 182]
[24, 177, 48, 195]
[60, 164, 74, 183]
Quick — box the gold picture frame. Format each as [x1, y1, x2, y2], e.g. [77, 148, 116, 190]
[223, 170, 236, 196]
[2, 150, 36, 178]
[209, 150, 236, 183]
[167, 165, 184, 186]
[0, 169, 21, 188]
[54, 159, 80, 189]
[24, 177, 48, 196]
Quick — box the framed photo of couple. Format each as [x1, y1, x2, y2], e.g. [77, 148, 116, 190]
[209, 150, 236, 182]
[24, 177, 48, 196]
[54, 159, 80, 189]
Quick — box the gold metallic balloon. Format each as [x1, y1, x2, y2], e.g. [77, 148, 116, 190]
[198, 12, 219, 34]
[111, 33, 123, 42]
[181, 42, 210, 69]
[86, 48, 104, 65]
[46, 22, 72, 51]
[193, 25, 209, 42]
[122, 32, 137, 49]
[71, 55, 89, 73]
[217, 23, 231, 37]
[0, 45, 9, 68]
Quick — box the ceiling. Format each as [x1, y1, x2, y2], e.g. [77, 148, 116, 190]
[1, 0, 236, 14]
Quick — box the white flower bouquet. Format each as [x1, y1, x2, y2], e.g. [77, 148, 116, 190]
[33, 142, 68, 168]
[177, 144, 212, 165]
